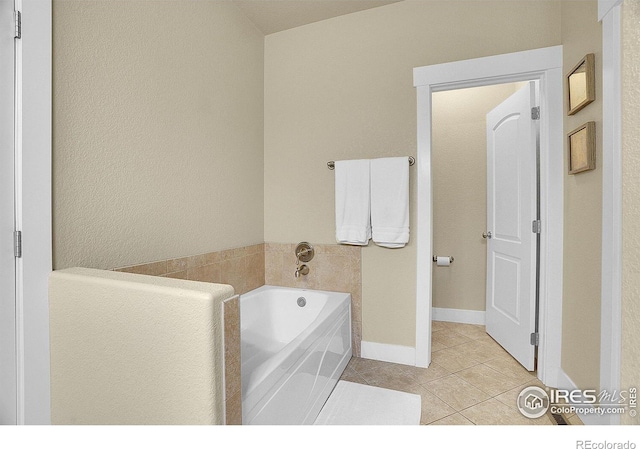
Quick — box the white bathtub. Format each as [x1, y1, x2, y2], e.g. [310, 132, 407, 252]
[240, 285, 352, 425]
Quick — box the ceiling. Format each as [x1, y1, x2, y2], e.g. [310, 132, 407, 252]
[234, 0, 402, 35]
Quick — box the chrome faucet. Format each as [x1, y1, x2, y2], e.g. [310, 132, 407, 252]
[295, 264, 310, 278]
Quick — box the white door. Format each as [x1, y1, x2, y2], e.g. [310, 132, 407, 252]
[485, 82, 538, 371]
[0, 0, 17, 424]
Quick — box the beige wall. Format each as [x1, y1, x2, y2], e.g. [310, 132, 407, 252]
[432, 83, 522, 312]
[51, 1, 621, 395]
[621, 0, 640, 426]
[560, 0, 603, 391]
[264, 1, 562, 347]
[52, 0, 264, 270]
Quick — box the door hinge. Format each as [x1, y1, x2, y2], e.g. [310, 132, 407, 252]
[15, 11, 21, 39]
[14, 231, 22, 258]
[530, 332, 539, 346]
[531, 106, 540, 120]
[532, 220, 541, 234]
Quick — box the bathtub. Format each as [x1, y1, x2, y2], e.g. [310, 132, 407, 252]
[240, 285, 352, 425]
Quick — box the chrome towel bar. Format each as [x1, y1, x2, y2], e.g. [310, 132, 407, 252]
[327, 156, 415, 170]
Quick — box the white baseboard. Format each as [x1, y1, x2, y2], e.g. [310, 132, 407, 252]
[360, 341, 415, 366]
[432, 307, 486, 325]
[556, 369, 612, 425]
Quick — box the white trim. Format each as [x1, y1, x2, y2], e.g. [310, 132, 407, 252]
[414, 86, 432, 368]
[432, 308, 485, 325]
[14, 0, 24, 424]
[556, 369, 608, 426]
[0, 0, 17, 426]
[598, 0, 622, 22]
[360, 341, 415, 366]
[19, 0, 52, 424]
[599, 3, 622, 426]
[413, 47, 564, 387]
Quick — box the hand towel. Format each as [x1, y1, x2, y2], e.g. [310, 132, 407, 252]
[370, 157, 410, 248]
[335, 159, 371, 245]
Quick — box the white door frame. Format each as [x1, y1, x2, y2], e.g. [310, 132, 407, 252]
[10, 0, 52, 424]
[598, 0, 622, 426]
[413, 46, 564, 388]
[0, 0, 17, 425]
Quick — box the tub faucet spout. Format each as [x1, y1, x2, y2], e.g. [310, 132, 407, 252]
[295, 264, 309, 278]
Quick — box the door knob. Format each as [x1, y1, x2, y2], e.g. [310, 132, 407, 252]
[482, 231, 492, 239]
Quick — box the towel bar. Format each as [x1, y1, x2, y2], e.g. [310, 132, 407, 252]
[327, 156, 415, 170]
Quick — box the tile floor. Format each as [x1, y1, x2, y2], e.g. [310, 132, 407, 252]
[340, 320, 583, 425]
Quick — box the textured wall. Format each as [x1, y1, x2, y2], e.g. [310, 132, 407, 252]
[432, 83, 523, 312]
[621, 0, 640, 426]
[264, 1, 562, 347]
[560, 0, 603, 391]
[52, 1, 264, 270]
[49, 268, 235, 424]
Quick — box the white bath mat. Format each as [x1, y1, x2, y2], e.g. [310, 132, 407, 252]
[314, 381, 421, 425]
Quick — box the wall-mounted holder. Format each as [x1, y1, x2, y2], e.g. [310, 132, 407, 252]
[433, 255, 454, 267]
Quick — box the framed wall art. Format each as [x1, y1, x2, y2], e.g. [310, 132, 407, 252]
[568, 121, 596, 175]
[567, 53, 595, 116]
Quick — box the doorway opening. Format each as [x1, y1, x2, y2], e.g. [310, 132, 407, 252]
[413, 46, 564, 388]
[431, 80, 540, 373]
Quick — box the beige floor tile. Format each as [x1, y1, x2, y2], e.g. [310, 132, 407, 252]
[414, 386, 458, 425]
[348, 357, 403, 374]
[431, 339, 449, 352]
[455, 364, 523, 396]
[339, 346, 552, 426]
[429, 413, 475, 425]
[462, 338, 510, 363]
[422, 374, 491, 411]
[446, 323, 488, 341]
[432, 329, 474, 349]
[494, 379, 547, 408]
[431, 321, 449, 333]
[460, 398, 532, 425]
[431, 347, 483, 372]
[357, 363, 422, 393]
[400, 362, 451, 384]
[483, 354, 536, 384]
[444, 341, 486, 361]
[339, 366, 367, 384]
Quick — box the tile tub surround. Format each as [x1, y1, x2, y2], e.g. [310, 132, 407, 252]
[223, 295, 242, 425]
[264, 242, 362, 357]
[114, 243, 265, 295]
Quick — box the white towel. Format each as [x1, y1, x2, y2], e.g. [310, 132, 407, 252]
[335, 159, 371, 245]
[370, 157, 410, 248]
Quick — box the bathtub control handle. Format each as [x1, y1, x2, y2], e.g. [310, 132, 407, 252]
[295, 242, 315, 264]
[295, 264, 310, 278]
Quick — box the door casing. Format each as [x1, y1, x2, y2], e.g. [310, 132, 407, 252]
[413, 46, 564, 388]
[0, 0, 17, 425]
